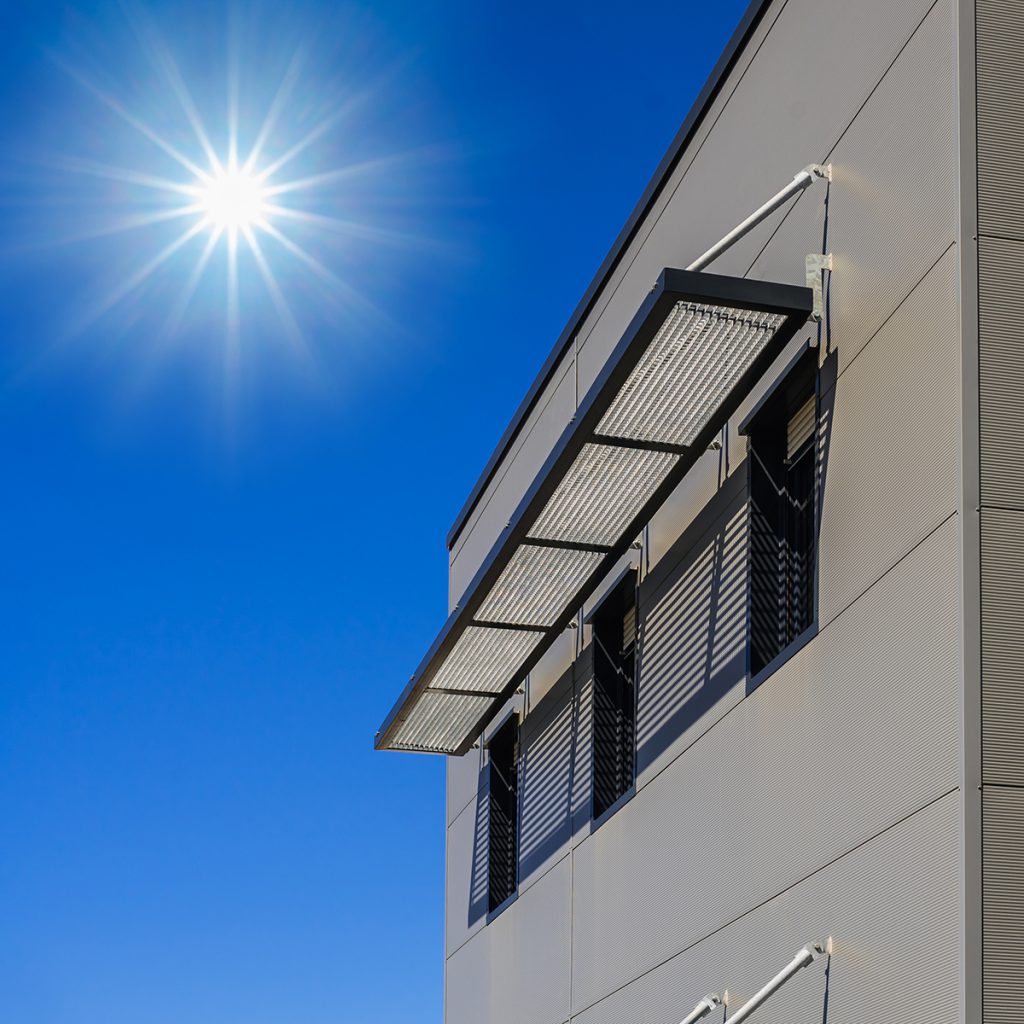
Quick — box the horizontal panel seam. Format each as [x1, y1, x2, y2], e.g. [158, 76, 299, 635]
[447, 789, 480, 831]
[819, 241, 956, 390]
[746, 0, 944, 272]
[978, 503, 1024, 514]
[568, 786, 959, 1020]
[446, 845, 574, 961]
[977, 231, 1024, 244]
[634, 509, 956, 799]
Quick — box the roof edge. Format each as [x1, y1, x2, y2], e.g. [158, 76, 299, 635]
[446, 0, 775, 551]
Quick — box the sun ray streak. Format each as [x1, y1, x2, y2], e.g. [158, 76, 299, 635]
[52, 56, 211, 183]
[259, 151, 425, 196]
[44, 155, 203, 198]
[226, 226, 240, 379]
[257, 219, 386, 324]
[164, 226, 222, 338]
[254, 219, 342, 287]
[42, 203, 205, 248]
[261, 203, 421, 247]
[242, 226, 307, 358]
[82, 218, 209, 327]
[243, 49, 305, 174]
[253, 109, 347, 182]
[154, 45, 223, 175]
[252, 71, 398, 182]
[120, 3, 224, 174]
[227, 22, 240, 171]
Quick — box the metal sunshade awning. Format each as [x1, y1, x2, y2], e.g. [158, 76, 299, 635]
[377, 268, 813, 755]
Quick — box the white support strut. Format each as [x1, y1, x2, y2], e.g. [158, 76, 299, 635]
[678, 993, 721, 1024]
[725, 943, 826, 1024]
[687, 164, 831, 273]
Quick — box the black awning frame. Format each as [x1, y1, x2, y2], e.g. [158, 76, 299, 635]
[377, 268, 813, 755]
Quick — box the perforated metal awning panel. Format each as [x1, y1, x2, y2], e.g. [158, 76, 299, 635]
[377, 269, 813, 754]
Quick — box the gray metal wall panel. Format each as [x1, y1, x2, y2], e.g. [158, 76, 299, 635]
[446, 780, 490, 956]
[447, 746, 483, 827]
[745, 0, 957, 378]
[448, 0, 947, 595]
[977, 0, 1024, 240]
[984, 786, 1024, 1020]
[573, 792, 959, 1024]
[570, 517, 960, 1012]
[981, 508, 1024, 785]
[445, 855, 571, 1024]
[817, 247, 959, 625]
[978, 237, 1024, 508]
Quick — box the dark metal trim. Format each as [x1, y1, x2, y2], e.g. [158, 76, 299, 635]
[737, 338, 815, 435]
[590, 434, 691, 456]
[427, 686, 507, 697]
[470, 620, 549, 633]
[376, 268, 813, 754]
[522, 537, 614, 554]
[446, 0, 776, 552]
[583, 564, 639, 625]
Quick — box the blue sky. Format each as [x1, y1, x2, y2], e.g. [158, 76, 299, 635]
[0, 2, 749, 1021]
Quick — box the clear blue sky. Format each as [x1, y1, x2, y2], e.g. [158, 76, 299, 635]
[0, 2, 749, 1021]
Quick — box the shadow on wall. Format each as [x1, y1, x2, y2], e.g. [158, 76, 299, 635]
[818, 350, 837, 554]
[635, 474, 749, 776]
[467, 761, 490, 928]
[518, 661, 593, 883]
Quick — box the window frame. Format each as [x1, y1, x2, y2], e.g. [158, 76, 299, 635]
[485, 715, 520, 917]
[588, 567, 639, 824]
[742, 346, 821, 689]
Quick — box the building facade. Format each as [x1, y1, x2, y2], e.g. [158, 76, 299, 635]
[378, 0, 1024, 1021]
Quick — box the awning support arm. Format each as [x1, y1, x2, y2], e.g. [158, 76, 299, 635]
[678, 994, 721, 1024]
[726, 942, 826, 1024]
[687, 164, 831, 273]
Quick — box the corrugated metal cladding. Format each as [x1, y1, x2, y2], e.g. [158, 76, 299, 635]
[980, 510, 1024, 785]
[977, 0, 1024, 241]
[380, 279, 810, 754]
[983, 788, 1024, 1020]
[978, 2, 1024, 1020]
[978, 238, 1024, 507]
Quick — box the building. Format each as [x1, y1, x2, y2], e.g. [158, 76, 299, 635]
[376, 0, 1024, 1021]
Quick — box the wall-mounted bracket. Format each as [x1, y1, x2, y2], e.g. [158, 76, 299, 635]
[805, 252, 833, 323]
[678, 994, 721, 1024]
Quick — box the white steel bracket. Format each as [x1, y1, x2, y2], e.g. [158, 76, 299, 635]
[805, 252, 833, 323]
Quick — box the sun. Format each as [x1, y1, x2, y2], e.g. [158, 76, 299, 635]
[48, 14, 433, 381]
[199, 163, 268, 233]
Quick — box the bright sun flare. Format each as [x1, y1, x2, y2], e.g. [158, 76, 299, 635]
[199, 165, 268, 232]
[51, 15, 427, 376]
